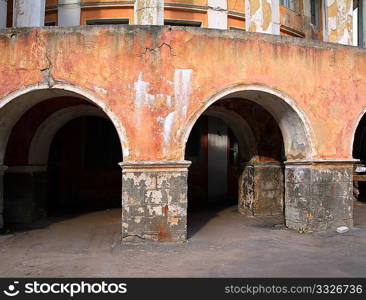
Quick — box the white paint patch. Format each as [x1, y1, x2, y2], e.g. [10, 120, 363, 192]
[148, 206, 163, 216]
[146, 190, 163, 204]
[339, 28, 350, 45]
[163, 111, 176, 145]
[166, 95, 172, 107]
[174, 69, 192, 119]
[328, 16, 337, 30]
[134, 72, 155, 109]
[134, 216, 142, 223]
[94, 86, 107, 95]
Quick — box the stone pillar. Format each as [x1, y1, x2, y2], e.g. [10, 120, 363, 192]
[134, 0, 164, 25]
[285, 160, 354, 232]
[13, 0, 45, 27]
[245, 0, 280, 34]
[238, 162, 284, 216]
[0, 165, 8, 229]
[121, 161, 190, 242]
[208, 0, 228, 29]
[324, 0, 353, 45]
[0, 0, 7, 29]
[4, 165, 48, 224]
[58, 0, 80, 26]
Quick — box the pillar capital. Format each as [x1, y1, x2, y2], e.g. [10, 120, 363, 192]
[119, 160, 191, 172]
[284, 158, 359, 166]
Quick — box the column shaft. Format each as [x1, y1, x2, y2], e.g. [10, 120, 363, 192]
[134, 0, 164, 25]
[207, 0, 228, 29]
[58, 0, 80, 26]
[0, 0, 7, 29]
[13, 0, 46, 27]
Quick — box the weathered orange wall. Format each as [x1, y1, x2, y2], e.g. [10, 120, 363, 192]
[0, 26, 365, 161]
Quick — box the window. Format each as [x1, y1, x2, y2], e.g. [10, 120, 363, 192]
[86, 19, 129, 25]
[310, 0, 320, 26]
[280, 0, 297, 11]
[229, 27, 246, 31]
[164, 20, 202, 27]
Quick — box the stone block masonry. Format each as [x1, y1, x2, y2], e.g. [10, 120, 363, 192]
[121, 161, 190, 242]
[285, 161, 354, 232]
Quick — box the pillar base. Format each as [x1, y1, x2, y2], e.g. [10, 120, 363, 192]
[285, 160, 354, 232]
[121, 161, 190, 242]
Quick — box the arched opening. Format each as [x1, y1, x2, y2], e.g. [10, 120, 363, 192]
[184, 87, 314, 238]
[47, 116, 122, 216]
[352, 111, 366, 227]
[0, 85, 125, 231]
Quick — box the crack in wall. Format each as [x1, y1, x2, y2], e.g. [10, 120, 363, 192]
[36, 30, 55, 87]
[137, 42, 176, 57]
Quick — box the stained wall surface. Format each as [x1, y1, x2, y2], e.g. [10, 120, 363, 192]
[1, 26, 365, 161]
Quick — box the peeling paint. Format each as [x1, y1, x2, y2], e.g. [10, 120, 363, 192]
[174, 69, 192, 119]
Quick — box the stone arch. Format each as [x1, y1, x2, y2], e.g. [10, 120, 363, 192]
[0, 82, 130, 165]
[351, 107, 366, 159]
[181, 84, 316, 161]
[28, 105, 107, 165]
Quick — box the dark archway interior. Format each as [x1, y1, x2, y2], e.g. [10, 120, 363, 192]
[186, 114, 240, 210]
[352, 114, 366, 202]
[185, 98, 285, 237]
[3, 98, 122, 228]
[48, 116, 122, 215]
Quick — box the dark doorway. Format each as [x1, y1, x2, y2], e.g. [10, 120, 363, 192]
[48, 116, 122, 216]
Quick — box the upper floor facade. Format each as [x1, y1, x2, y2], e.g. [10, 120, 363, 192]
[0, 0, 365, 47]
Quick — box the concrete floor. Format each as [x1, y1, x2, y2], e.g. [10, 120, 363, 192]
[0, 202, 366, 277]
